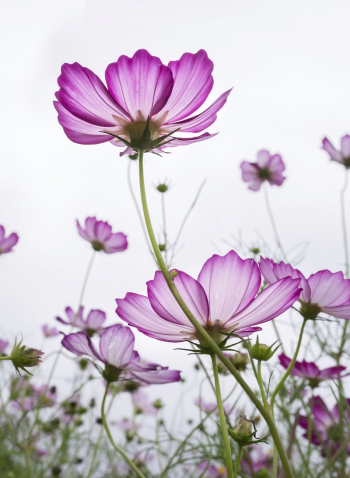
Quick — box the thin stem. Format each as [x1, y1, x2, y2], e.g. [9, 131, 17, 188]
[161, 193, 169, 267]
[211, 354, 233, 478]
[270, 318, 307, 409]
[138, 150, 294, 478]
[233, 446, 243, 478]
[101, 384, 146, 478]
[340, 169, 349, 278]
[257, 361, 270, 411]
[264, 185, 286, 260]
[0, 356, 11, 361]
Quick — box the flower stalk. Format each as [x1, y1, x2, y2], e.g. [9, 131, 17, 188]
[138, 149, 295, 478]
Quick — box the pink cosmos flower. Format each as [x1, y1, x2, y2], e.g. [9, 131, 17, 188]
[56, 306, 107, 336]
[132, 391, 157, 415]
[260, 258, 350, 320]
[77, 217, 127, 253]
[116, 418, 138, 431]
[62, 324, 181, 385]
[278, 354, 349, 388]
[11, 382, 57, 411]
[194, 397, 232, 416]
[299, 396, 350, 455]
[42, 324, 60, 338]
[54, 49, 231, 155]
[0, 225, 19, 255]
[0, 339, 9, 354]
[322, 135, 350, 168]
[240, 150, 286, 191]
[197, 461, 227, 478]
[116, 250, 301, 343]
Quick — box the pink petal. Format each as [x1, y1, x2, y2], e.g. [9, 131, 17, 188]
[99, 325, 135, 368]
[322, 137, 343, 163]
[260, 258, 311, 302]
[248, 179, 263, 191]
[226, 277, 301, 331]
[85, 310, 106, 329]
[198, 251, 261, 324]
[0, 226, 5, 242]
[319, 366, 347, 380]
[320, 304, 350, 319]
[240, 161, 259, 181]
[56, 62, 130, 126]
[148, 271, 209, 326]
[76, 220, 89, 241]
[105, 49, 173, 120]
[308, 270, 350, 307]
[0, 233, 19, 252]
[158, 50, 214, 123]
[84, 217, 98, 240]
[130, 368, 181, 385]
[268, 154, 285, 173]
[61, 331, 102, 361]
[54, 101, 112, 145]
[163, 132, 217, 148]
[95, 221, 112, 242]
[103, 233, 128, 253]
[341, 135, 350, 157]
[116, 293, 194, 342]
[268, 172, 286, 187]
[256, 150, 271, 168]
[168, 89, 232, 133]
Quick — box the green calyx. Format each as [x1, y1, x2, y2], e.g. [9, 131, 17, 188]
[9, 339, 44, 375]
[250, 336, 280, 362]
[91, 240, 105, 252]
[103, 364, 122, 383]
[228, 415, 270, 447]
[343, 157, 350, 169]
[258, 167, 271, 181]
[299, 302, 321, 320]
[102, 117, 180, 154]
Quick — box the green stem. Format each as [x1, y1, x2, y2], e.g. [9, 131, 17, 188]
[264, 185, 286, 260]
[257, 361, 270, 412]
[211, 354, 233, 478]
[101, 384, 146, 478]
[270, 318, 307, 410]
[0, 356, 11, 361]
[138, 150, 294, 478]
[233, 446, 243, 478]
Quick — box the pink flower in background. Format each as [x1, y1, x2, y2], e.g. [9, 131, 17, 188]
[0, 339, 9, 354]
[116, 250, 301, 343]
[197, 461, 227, 477]
[77, 217, 127, 254]
[241, 445, 273, 474]
[240, 150, 286, 191]
[278, 354, 349, 387]
[322, 135, 350, 168]
[62, 324, 181, 385]
[42, 325, 60, 338]
[56, 306, 107, 336]
[299, 396, 350, 455]
[54, 49, 231, 155]
[132, 391, 157, 415]
[260, 258, 350, 320]
[0, 225, 19, 255]
[194, 397, 232, 416]
[116, 418, 138, 431]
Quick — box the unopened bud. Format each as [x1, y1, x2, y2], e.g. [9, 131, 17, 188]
[153, 399, 163, 409]
[9, 339, 44, 374]
[250, 337, 280, 362]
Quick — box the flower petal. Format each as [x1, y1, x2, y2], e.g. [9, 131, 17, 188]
[61, 331, 102, 361]
[103, 233, 128, 253]
[167, 89, 232, 133]
[322, 137, 343, 162]
[259, 258, 311, 302]
[158, 50, 214, 123]
[147, 270, 209, 326]
[308, 270, 350, 307]
[85, 310, 106, 329]
[105, 49, 173, 120]
[319, 365, 347, 380]
[116, 293, 194, 342]
[0, 233, 19, 252]
[226, 277, 301, 332]
[99, 325, 135, 368]
[256, 150, 271, 167]
[198, 251, 261, 324]
[130, 368, 181, 385]
[162, 132, 217, 148]
[341, 135, 350, 157]
[0, 226, 5, 243]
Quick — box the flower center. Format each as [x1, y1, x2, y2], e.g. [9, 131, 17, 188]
[299, 302, 321, 320]
[343, 157, 350, 169]
[91, 240, 105, 252]
[258, 167, 271, 181]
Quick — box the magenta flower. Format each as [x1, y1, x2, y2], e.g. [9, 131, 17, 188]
[241, 445, 273, 474]
[56, 306, 106, 336]
[278, 354, 349, 388]
[42, 324, 60, 338]
[77, 216, 127, 253]
[116, 250, 301, 343]
[62, 324, 181, 384]
[299, 396, 350, 455]
[132, 391, 158, 415]
[240, 150, 286, 191]
[260, 258, 350, 320]
[54, 49, 231, 155]
[194, 397, 232, 416]
[197, 462, 227, 478]
[0, 225, 19, 255]
[322, 135, 350, 168]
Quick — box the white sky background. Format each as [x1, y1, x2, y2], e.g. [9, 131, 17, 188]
[1, 0, 350, 423]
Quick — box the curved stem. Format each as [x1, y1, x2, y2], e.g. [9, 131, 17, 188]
[270, 318, 306, 409]
[211, 354, 233, 478]
[264, 185, 286, 260]
[340, 170, 349, 278]
[161, 193, 169, 267]
[233, 446, 243, 478]
[138, 150, 294, 478]
[101, 384, 146, 478]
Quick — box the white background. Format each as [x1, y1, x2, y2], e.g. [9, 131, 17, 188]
[1, 0, 350, 420]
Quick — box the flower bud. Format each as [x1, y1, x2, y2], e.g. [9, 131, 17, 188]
[9, 340, 44, 374]
[159, 243, 166, 252]
[128, 153, 138, 160]
[156, 183, 169, 193]
[153, 399, 163, 409]
[228, 415, 269, 447]
[250, 337, 279, 362]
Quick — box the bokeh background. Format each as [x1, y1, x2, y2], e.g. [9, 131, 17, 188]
[1, 0, 350, 416]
